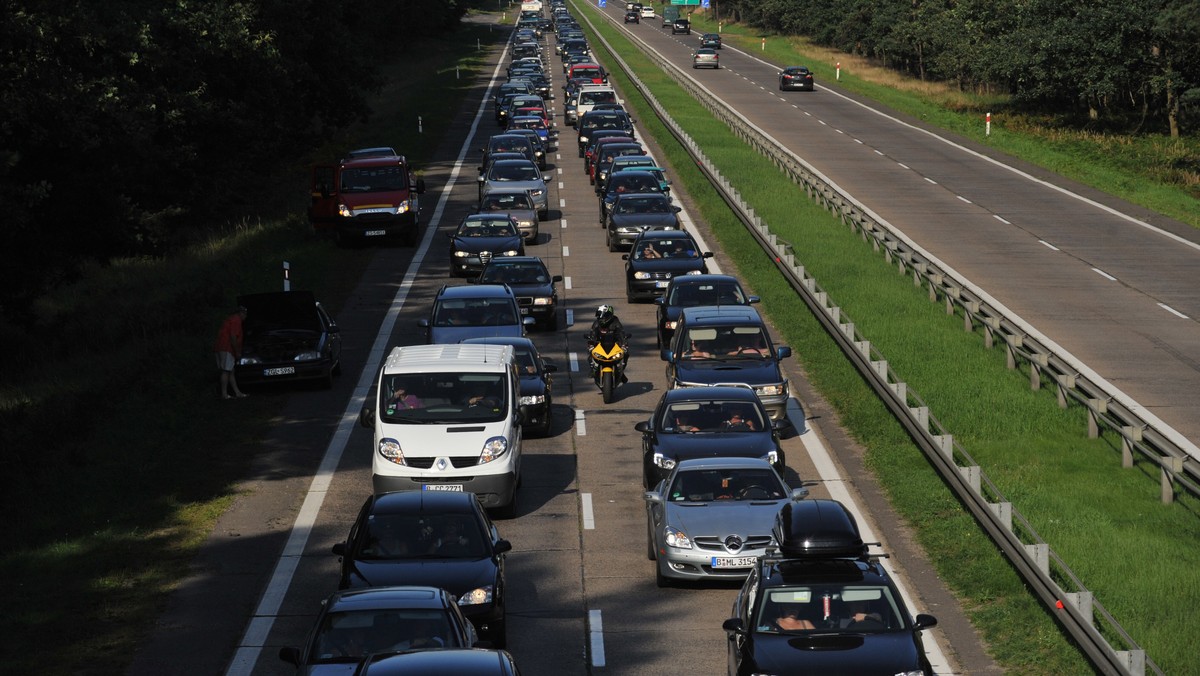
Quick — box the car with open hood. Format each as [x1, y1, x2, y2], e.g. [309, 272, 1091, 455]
[235, 290, 342, 389]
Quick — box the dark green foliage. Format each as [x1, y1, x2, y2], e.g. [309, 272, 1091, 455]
[716, 0, 1199, 135]
[0, 0, 468, 325]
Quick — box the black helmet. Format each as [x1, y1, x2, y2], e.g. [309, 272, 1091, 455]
[596, 304, 615, 324]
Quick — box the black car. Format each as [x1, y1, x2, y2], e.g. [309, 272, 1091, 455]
[700, 32, 722, 49]
[235, 290, 342, 389]
[332, 491, 513, 647]
[480, 134, 539, 171]
[722, 500, 939, 676]
[624, 9, 640, 22]
[576, 110, 636, 156]
[477, 256, 562, 330]
[462, 336, 557, 436]
[605, 193, 681, 252]
[447, 214, 525, 278]
[278, 586, 483, 674]
[622, 229, 712, 303]
[779, 66, 815, 91]
[634, 385, 784, 488]
[654, 274, 759, 348]
[419, 284, 534, 344]
[599, 169, 668, 223]
[354, 648, 522, 676]
[672, 18, 691, 34]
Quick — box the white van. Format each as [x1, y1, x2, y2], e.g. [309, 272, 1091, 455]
[361, 343, 523, 513]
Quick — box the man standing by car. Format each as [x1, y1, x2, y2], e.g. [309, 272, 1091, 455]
[214, 305, 248, 399]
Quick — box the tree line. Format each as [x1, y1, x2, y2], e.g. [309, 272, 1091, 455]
[715, 0, 1199, 136]
[0, 0, 469, 327]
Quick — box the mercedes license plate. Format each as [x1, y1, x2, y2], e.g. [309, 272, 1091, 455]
[711, 556, 757, 569]
[364, 229, 387, 237]
[423, 484, 463, 492]
[263, 366, 295, 376]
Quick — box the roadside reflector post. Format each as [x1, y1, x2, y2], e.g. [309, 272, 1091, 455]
[419, 116, 423, 134]
[836, 62, 841, 81]
[283, 261, 291, 291]
[986, 112, 992, 136]
[761, 37, 765, 51]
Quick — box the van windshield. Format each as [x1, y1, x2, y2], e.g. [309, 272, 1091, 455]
[340, 166, 408, 192]
[380, 373, 508, 424]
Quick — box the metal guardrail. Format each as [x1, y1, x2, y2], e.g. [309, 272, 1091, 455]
[570, 3, 1170, 674]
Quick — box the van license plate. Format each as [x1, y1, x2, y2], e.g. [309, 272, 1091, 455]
[423, 484, 463, 492]
[263, 367, 295, 376]
[364, 229, 386, 237]
[711, 556, 757, 569]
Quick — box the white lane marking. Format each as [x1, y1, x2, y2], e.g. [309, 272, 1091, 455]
[898, 162, 910, 170]
[561, 218, 567, 229]
[787, 398, 954, 675]
[995, 215, 1012, 225]
[560, 198, 567, 208]
[565, 276, 573, 289]
[957, 195, 972, 204]
[570, 351, 580, 372]
[924, 177, 938, 185]
[1159, 303, 1190, 319]
[559, 182, 565, 189]
[1039, 240, 1060, 251]
[575, 408, 587, 436]
[589, 609, 606, 667]
[558, 167, 563, 174]
[566, 309, 575, 327]
[1092, 268, 1118, 281]
[223, 38, 510, 676]
[581, 493, 595, 529]
[563, 246, 570, 257]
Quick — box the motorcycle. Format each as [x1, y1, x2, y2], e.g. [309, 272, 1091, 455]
[588, 336, 628, 403]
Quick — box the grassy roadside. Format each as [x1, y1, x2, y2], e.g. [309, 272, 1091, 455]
[573, 3, 1200, 673]
[688, 14, 1200, 231]
[0, 20, 502, 676]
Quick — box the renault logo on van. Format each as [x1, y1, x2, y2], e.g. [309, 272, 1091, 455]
[437, 458, 448, 471]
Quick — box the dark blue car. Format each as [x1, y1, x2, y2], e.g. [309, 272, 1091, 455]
[447, 213, 525, 278]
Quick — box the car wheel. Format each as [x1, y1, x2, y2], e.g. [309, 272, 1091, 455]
[607, 230, 618, 252]
[543, 311, 559, 331]
[538, 208, 549, 221]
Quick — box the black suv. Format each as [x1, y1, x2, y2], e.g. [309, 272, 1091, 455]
[671, 18, 691, 34]
[722, 500, 939, 676]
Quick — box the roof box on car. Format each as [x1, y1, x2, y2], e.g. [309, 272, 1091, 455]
[773, 499, 866, 559]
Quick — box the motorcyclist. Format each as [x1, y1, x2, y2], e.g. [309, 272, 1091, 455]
[586, 304, 629, 383]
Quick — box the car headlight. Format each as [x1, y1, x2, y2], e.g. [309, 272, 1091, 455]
[458, 586, 494, 606]
[520, 394, 545, 406]
[634, 271, 652, 280]
[685, 269, 703, 275]
[532, 296, 553, 306]
[502, 249, 520, 256]
[378, 438, 406, 466]
[755, 383, 786, 397]
[479, 436, 508, 464]
[530, 189, 545, 197]
[394, 202, 411, 214]
[893, 672, 924, 676]
[453, 250, 471, 257]
[763, 450, 780, 466]
[664, 320, 677, 330]
[293, 351, 320, 361]
[663, 526, 692, 549]
[652, 452, 675, 470]
[338, 203, 352, 218]
[579, 135, 589, 143]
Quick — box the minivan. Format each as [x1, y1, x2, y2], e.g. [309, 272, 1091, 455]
[661, 306, 792, 420]
[361, 343, 524, 513]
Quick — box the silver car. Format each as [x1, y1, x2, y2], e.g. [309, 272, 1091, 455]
[480, 189, 539, 242]
[692, 47, 719, 69]
[644, 457, 807, 587]
[480, 158, 550, 221]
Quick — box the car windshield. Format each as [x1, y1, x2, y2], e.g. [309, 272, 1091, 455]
[482, 193, 535, 211]
[756, 585, 906, 634]
[617, 197, 670, 214]
[681, 326, 771, 359]
[340, 167, 408, 193]
[580, 90, 617, 105]
[667, 467, 785, 501]
[668, 282, 746, 307]
[361, 512, 489, 560]
[490, 164, 540, 181]
[458, 218, 517, 237]
[309, 608, 462, 663]
[661, 400, 767, 433]
[379, 372, 509, 424]
[480, 262, 549, 285]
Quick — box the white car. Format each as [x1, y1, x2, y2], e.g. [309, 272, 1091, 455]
[640, 6, 654, 18]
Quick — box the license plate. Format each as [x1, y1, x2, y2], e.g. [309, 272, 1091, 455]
[655, 281, 670, 288]
[364, 229, 387, 237]
[423, 484, 463, 492]
[263, 366, 295, 376]
[711, 556, 757, 568]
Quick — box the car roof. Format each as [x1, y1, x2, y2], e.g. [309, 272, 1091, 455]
[679, 305, 763, 325]
[668, 273, 741, 286]
[436, 284, 518, 300]
[372, 489, 481, 515]
[327, 586, 455, 613]
[360, 648, 518, 675]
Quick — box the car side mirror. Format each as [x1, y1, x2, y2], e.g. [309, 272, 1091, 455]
[331, 542, 347, 556]
[279, 646, 302, 666]
[660, 348, 673, 362]
[418, 318, 430, 328]
[748, 295, 761, 304]
[359, 407, 374, 428]
[653, 297, 666, 306]
[552, 275, 563, 282]
[777, 346, 792, 359]
[634, 421, 651, 433]
[643, 491, 662, 504]
[913, 614, 939, 630]
[791, 487, 810, 500]
[494, 539, 514, 554]
[622, 254, 630, 261]
[415, 178, 426, 194]
[721, 618, 745, 635]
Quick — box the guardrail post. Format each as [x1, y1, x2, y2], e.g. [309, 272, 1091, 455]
[1121, 426, 1142, 468]
[933, 434, 953, 461]
[1087, 398, 1107, 438]
[959, 465, 981, 493]
[1005, 334, 1023, 370]
[1029, 353, 1048, 391]
[1064, 591, 1094, 626]
[1024, 543, 1049, 575]
[963, 301, 979, 332]
[910, 406, 929, 433]
[1116, 650, 1146, 676]
[889, 381, 907, 405]
[1162, 457, 1184, 504]
[1055, 373, 1075, 409]
[988, 501, 1012, 530]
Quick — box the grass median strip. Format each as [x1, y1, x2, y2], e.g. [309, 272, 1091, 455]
[574, 3, 1200, 673]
